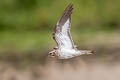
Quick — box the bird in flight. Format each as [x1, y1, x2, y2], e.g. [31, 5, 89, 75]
[49, 3, 93, 59]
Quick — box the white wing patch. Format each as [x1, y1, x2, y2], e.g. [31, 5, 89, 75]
[55, 18, 73, 49]
[61, 18, 70, 33]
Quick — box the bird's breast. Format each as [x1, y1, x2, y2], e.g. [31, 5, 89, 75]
[57, 48, 77, 59]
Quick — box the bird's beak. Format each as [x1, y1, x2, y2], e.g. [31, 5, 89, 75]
[48, 54, 51, 57]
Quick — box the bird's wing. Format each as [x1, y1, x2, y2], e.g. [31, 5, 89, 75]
[53, 4, 76, 49]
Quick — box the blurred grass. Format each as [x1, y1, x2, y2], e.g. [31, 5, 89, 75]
[0, 31, 52, 53]
[0, 0, 120, 31]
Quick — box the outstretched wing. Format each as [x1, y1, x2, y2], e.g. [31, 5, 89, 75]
[53, 4, 75, 49]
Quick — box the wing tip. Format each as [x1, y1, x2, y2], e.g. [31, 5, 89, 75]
[67, 3, 74, 8]
[65, 3, 74, 13]
[58, 3, 73, 26]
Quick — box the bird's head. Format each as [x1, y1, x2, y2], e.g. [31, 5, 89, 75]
[48, 50, 57, 58]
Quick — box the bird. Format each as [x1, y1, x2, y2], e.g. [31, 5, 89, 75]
[48, 3, 93, 59]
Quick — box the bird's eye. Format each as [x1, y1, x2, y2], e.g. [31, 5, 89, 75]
[49, 52, 52, 55]
[49, 52, 54, 56]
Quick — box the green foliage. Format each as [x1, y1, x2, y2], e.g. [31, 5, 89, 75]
[0, 0, 120, 31]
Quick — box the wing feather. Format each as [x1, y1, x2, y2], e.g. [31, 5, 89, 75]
[53, 3, 75, 49]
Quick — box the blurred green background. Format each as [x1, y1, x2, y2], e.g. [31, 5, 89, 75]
[0, 0, 120, 64]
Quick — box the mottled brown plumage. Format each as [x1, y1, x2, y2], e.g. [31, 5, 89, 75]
[49, 4, 93, 59]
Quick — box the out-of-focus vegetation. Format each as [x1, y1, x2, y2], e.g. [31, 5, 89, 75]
[0, 0, 120, 64]
[0, 60, 120, 80]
